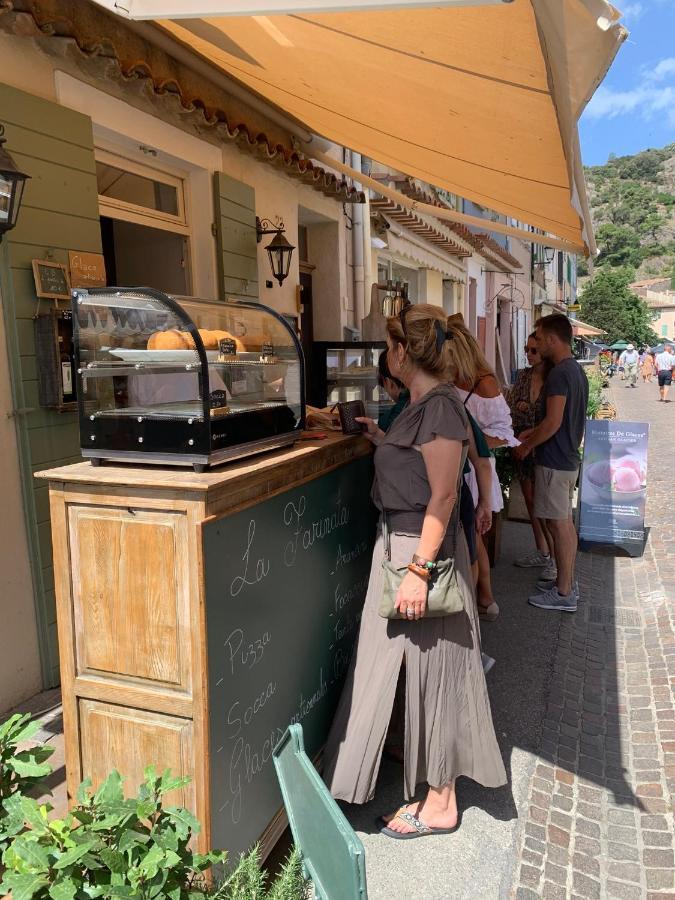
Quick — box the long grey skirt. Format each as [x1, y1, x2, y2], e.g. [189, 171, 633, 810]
[323, 524, 507, 804]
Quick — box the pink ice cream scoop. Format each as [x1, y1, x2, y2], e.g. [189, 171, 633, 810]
[613, 467, 642, 492]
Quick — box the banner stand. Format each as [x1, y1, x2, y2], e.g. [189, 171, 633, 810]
[577, 420, 649, 559]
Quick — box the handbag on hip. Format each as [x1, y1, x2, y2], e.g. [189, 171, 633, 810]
[378, 485, 464, 620]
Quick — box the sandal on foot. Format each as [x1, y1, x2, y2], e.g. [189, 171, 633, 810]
[380, 810, 461, 840]
[375, 803, 409, 829]
[478, 601, 499, 621]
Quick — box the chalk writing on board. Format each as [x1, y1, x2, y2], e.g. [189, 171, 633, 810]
[289, 668, 329, 726]
[222, 627, 272, 676]
[227, 726, 285, 824]
[333, 575, 369, 615]
[230, 519, 270, 598]
[226, 681, 278, 740]
[330, 540, 369, 576]
[283, 494, 350, 567]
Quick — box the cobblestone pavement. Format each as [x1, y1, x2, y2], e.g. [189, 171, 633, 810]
[513, 379, 675, 900]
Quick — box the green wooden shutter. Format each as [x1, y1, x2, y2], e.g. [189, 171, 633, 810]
[0, 82, 102, 689]
[213, 172, 259, 301]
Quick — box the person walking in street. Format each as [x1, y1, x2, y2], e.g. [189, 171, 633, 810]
[323, 304, 506, 838]
[641, 350, 655, 383]
[514, 314, 588, 613]
[655, 344, 675, 402]
[619, 343, 639, 388]
[507, 333, 554, 575]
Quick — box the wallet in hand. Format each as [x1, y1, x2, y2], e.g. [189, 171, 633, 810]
[337, 400, 366, 435]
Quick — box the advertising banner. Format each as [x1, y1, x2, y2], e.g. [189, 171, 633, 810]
[578, 420, 649, 557]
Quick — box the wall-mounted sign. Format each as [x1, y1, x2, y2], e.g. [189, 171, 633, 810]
[578, 420, 649, 558]
[568, 304, 581, 312]
[68, 250, 106, 289]
[32, 259, 71, 300]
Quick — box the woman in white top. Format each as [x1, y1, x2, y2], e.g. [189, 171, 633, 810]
[446, 316, 518, 619]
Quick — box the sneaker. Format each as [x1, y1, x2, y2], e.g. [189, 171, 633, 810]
[482, 652, 496, 674]
[535, 576, 579, 594]
[514, 550, 550, 568]
[535, 577, 557, 592]
[528, 586, 577, 612]
[539, 558, 557, 583]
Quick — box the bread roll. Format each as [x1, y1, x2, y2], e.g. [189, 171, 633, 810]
[198, 329, 218, 350]
[212, 330, 245, 352]
[151, 330, 189, 351]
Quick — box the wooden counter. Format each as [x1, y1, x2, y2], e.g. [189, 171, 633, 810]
[37, 434, 375, 857]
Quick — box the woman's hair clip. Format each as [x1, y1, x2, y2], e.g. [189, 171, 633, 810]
[435, 320, 454, 353]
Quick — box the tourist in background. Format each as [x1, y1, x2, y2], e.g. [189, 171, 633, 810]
[641, 350, 655, 383]
[514, 314, 588, 613]
[619, 344, 639, 388]
[507, 333, 554, 577]
[655, 343, 675, 402]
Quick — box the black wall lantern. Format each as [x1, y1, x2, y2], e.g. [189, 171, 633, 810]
[256, 216, 294, 286]
[0, 124, 30, 241]
[533, 246, 556, 267]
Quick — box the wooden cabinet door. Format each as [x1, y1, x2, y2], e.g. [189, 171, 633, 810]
[68, 506, 192, 692]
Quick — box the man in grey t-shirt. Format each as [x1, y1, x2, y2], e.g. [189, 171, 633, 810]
[514, 314, 588, 612]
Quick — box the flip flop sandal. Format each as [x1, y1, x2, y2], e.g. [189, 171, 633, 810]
[375, 802, 419, 829]
[380, 811, 461, 840]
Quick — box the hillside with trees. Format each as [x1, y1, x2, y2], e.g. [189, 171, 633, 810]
[581, 143, 675, 279]
[576, 144, 674, 346]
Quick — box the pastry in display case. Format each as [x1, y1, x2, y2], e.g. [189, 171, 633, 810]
[311, 341, 393, 420]
[72, 287, 304, 471]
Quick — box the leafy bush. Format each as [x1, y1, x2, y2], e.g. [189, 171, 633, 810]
[0, 714, 54, 853]
[0, 716, 308, 900]
[0, 767, 224, 900]
[586, 369, 604, 419]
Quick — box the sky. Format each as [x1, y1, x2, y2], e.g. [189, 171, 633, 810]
[579, 0, 675, 166]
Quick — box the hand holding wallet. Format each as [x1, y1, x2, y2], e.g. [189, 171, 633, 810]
[337, 400, 366, 435]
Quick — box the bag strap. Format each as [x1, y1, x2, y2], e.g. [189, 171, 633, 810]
[382, 453, 465, 562]
[463, 374, 489, 407]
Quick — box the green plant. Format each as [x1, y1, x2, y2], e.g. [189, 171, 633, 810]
[0, 715, 54, 853]
[585, 368, 604, 419]
[210, 847, 307, 900]
[0, 767, 224, 900]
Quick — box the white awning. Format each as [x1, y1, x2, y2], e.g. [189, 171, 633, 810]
[89, 0, 626, 253]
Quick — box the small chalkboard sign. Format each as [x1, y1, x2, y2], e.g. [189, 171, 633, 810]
[32, 260, 71, 300]
[218, 338, 237, 356]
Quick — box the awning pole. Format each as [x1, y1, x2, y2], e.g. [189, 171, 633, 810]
[305, 145, 584, 255]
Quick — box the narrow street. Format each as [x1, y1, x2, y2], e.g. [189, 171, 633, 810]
[344, 378, 675, 899]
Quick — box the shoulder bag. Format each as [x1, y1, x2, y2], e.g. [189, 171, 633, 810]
[378, 466, 465, 619]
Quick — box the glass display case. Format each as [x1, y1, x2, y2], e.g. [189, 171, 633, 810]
[73, 287, 304, 471]
[311, 341, 393, 420]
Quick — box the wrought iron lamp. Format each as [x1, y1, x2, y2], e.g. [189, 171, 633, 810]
[256, 216, 295, 286]
[533, 246, 555, 267]
[0, 124, 30, 241]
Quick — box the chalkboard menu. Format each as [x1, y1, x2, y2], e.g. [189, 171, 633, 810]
[203, 456, 376, 859]
[32, 259, 71, 299]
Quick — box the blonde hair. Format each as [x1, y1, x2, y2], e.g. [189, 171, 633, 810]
[386, 304, 454, 379]
[443, 319, 494, 386]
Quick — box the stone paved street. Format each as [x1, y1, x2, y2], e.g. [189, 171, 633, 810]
[513, 379, 675, 900]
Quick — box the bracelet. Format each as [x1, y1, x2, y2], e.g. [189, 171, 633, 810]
[407, 563, 430, 581]
[412, 554, 437, 572]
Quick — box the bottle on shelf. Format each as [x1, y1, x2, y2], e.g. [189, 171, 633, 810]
[59, 334, 75, 403]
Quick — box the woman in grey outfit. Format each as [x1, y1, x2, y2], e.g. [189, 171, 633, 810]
[323, 304, 506, 840]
